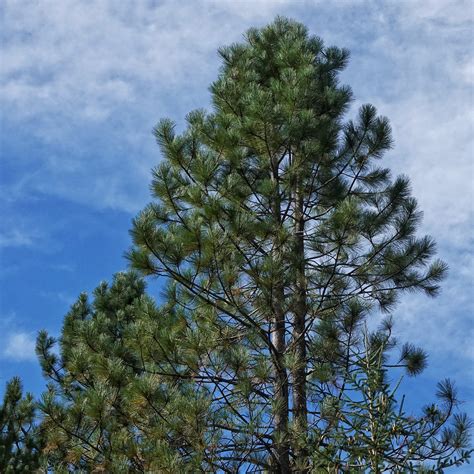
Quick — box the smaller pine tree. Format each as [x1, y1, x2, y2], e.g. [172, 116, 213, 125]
[0, 377, 43, 473]
[37, 272, 216, 472]
[306, 315, 473, 471]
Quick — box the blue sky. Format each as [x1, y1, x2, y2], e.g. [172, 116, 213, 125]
[1, 0, 473, 455]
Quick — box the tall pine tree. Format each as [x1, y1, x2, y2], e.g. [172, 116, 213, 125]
[127, 17, 471, 472]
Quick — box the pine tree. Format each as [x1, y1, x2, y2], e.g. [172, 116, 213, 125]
[37, 272, 216, 472]
[127, 17, 472, 471]
[0, 377, 43, 473]
[306, 317, 472, 472]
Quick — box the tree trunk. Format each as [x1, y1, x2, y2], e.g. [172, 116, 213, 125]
[292, 172, 308, 471]
[271, 296, 290, 473]
[270, 158, 290, 473]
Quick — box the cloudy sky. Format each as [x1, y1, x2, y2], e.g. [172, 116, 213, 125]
[1, 0, 473, 440]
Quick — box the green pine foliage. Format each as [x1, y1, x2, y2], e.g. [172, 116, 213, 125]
[0, 377, 43, 473]
[36, 272, 216, 472]
[308, 317, 472, 472]
[125, 17, 471, 471]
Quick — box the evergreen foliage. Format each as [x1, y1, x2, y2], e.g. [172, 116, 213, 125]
[0, 377, 42, 472]
[123, 17, 471, 472]
[37, 272, 214, 472]
[34, 274, 472, 472]
[306, 318, 472, 472]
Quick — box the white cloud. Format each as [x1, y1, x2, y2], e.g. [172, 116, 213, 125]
[399, 0, 473, 27]
[0, 0, 291, 122]
[3, 332, 36, 362]
[0, 207, 50, 249]
[50, 263, 75, 272]
[382, 96, 473, 246]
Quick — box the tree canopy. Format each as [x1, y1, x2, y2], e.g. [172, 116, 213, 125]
[37, 272, 214, 472]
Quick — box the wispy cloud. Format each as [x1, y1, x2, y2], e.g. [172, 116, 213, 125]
[0, 208, 51, 250]
[2, 332, 36, 362]
[1, 0, 297, 212]
[1, 0, 471, 215]
[1, 0, 290, 122]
